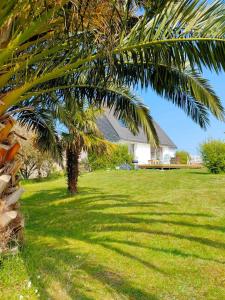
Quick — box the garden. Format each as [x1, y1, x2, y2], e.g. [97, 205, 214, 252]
[1, 1, 225, 299]
[1, 169, 225, 299]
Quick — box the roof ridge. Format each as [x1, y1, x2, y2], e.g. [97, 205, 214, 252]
[97, 109, 177, 148]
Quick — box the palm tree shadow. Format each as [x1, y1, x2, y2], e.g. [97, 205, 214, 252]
[21, 186, 168, 298]
[21, 184, 225, 299]
[99, 225, 225, 250]
[21, 241, 159, 300]
[91, 238, 225, 265]
[22, 186, 101, 207]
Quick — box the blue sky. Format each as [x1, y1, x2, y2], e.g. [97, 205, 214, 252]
[137, 70, 225, 155]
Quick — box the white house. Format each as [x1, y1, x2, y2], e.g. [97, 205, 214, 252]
[96, 109, 177, 165]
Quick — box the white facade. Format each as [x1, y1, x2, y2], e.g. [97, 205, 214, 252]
[134, 143, 151, 164]
[121, 141, 151, 164]
[190, 155, 202, 164]
[79, 142, 176, 165]
[120, 140, 176, 164]
[161, 146, 176, 164]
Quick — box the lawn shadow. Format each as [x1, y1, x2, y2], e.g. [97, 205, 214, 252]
[98, 225, 225, 250]
[91, 238, 225, 265]
[21, 183, 225, 299]
[22, 186, 101, 206]
[186, 171, 210, 175]
[22, 241, 159, 300]
[21, 186, 168, 298]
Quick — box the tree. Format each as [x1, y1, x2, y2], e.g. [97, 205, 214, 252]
[13, 84, 158, 194]
[1, 1, 225, 123]
[48, 101, 114, 194]
[16, 126, 55, 179]
[200, 140, 225, 174]
[60, 103, 113, 194]
[1, 0, 225, 252]
[175, 151, 190, 165]
[57, 101, 113, 194]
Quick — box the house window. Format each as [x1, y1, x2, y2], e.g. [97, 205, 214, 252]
[151, 147, 162, 160]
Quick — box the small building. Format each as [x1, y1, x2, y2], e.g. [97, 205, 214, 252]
[96, 109, 177, 165]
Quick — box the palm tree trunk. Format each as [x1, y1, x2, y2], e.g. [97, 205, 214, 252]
[0, 116, 24, 253]
[66, 145, 80, 194]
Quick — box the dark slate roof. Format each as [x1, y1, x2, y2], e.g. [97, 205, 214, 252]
[153, 121, 177, 148]
[97, 109, 177, 148]
[96, 115, 120, 142]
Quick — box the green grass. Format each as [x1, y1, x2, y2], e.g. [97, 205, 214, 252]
[1, 169, 225, 300]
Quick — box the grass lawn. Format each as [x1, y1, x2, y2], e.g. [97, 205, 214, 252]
[1, 169, 225, 300]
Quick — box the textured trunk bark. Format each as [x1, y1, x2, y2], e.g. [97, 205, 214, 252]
[37, 168, 42, 179]
[0, 116, 24, 253]
[66, 145, 80, 195]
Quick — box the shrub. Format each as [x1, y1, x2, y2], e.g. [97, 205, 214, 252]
[175, 150, 190, 164]
[200, 140, 225, 174]
[46, 169, 65, 179]
[88, 144, 133, 170]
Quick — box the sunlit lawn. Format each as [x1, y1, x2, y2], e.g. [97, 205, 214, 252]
[1, 169, 225, 300]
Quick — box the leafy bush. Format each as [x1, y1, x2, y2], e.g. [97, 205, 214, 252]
[175, 150, 190, 164]
[88, 144, 133, 170]
[200, 140, 225, 174]
[46, 169, 65, 179]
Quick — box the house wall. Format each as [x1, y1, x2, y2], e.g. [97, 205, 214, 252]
[120, 140, 151, 164]
[80, 142, 176, 165]
[79, 151, 88, 161]
[161, 146, 176, 164]
[134, 143, 151, 164]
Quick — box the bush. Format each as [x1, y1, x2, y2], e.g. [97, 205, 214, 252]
[88, 144, 133, 170]
[46, 169, 65, 179]
[200, 140, 225, 174]
[175, 150, 190, 164]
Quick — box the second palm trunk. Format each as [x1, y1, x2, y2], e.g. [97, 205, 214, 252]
[66, 145, 80, 194]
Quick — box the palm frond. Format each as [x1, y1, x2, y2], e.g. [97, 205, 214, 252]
[119, 0, 225, 73]
[11, 105, 63, 164]
[112, 61, 223, 127]
[29, 82, 159, 145]
[0, 0, 225, 132]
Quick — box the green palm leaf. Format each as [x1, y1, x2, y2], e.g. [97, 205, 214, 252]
[11, 104, 63, 163]
[1, 0, 225, 134]
[21, 82, 159, 144]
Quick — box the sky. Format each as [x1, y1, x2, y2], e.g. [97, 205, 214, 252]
[137, 70, 225, 155]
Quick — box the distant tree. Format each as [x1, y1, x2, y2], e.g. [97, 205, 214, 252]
[175, 151, 190, 164]
[15, 126, 55, 179]
[200, 140, 225, 174]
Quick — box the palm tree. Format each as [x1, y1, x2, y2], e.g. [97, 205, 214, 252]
[14, 84, 157, 194]
[1, 0, 225, 122]
[13, 101, 111, 194]
[60, 103, 112, 194]
[1, 1, 225, 132]
[1, 0, 225, 252]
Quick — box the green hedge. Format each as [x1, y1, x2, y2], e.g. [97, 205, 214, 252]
[88, 144, 133, 170]
[175, 151, 190, 164]
[200, 140, 225, 174]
